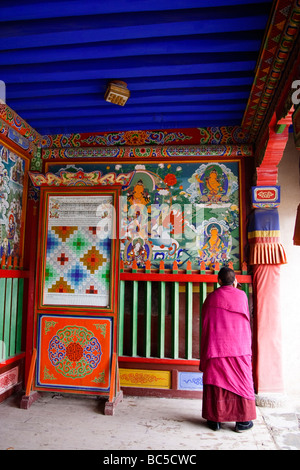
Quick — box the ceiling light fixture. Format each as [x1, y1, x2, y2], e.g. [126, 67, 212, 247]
[104, 80, 130, 106]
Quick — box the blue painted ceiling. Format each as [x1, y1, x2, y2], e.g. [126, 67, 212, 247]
[0, 0, 274, 135]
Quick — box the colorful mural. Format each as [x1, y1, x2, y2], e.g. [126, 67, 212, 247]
[40, 144, 252, 160]
[45, 161, 241, 270]
[41, 126, 250, 149]
[0, 143, 26, 260]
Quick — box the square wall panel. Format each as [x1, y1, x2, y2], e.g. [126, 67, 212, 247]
[35, 314, 113, 394]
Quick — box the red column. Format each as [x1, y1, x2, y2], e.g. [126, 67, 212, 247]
[252, 264, 284, 394]
[250, 111, 291, 396]
[23, 197, 39, 388]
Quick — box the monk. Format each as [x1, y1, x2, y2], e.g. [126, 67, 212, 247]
[200, 267, 256, 432]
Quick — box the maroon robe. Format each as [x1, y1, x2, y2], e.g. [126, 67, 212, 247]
[200, 286, 256, 422]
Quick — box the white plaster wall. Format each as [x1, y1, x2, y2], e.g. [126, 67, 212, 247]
[277, 132, 300, 396]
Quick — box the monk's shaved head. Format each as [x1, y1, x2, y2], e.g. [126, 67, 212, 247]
[218, 267, 236, 286]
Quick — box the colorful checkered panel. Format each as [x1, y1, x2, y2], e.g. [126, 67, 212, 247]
[43, 195, 113, 307]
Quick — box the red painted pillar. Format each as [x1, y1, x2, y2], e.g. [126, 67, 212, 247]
[248, 207, 287, 395]
[248, 110, 292, 397]
[252, 264, 284, 394]
[23, 197, 39, 389]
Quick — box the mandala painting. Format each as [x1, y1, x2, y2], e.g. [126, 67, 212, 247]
[36, 315, 112, 393]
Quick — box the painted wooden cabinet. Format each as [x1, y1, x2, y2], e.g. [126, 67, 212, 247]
[32, 186, 121, 412]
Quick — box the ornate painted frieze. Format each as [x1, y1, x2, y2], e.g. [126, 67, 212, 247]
[41, 144, 252, 160]
[242, 0, 300, 139]
[29, 169, 134, 187]
[41, 126, 250, 149]
[0, 104, 41, 158]
[0, 366, 19, 394]
[0, 104, 41, 145]
[0, 118, 39, 157]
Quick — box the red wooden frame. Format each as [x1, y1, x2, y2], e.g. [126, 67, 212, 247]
[34, 185, 121, 315]
[31, 185, 122, 399]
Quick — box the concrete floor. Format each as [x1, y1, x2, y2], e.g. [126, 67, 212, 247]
[0, 391, 299, 452]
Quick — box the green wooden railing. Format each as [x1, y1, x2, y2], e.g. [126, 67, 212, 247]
[119, 260, 252, 362]
[0, 256, 28, 363]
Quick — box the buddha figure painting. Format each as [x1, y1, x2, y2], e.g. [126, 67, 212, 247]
[197, 220, 231, 268]
[187, 163, 231, 205]
[199, 166, 228, 203]
[127, 179, 151, 208]
[205, 169, 223, 201]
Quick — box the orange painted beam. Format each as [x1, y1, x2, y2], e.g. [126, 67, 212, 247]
[25, 348, 37, 397]
[256, 111, 292, 186]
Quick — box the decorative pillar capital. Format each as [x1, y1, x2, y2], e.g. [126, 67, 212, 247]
[251, 185, 281, 209]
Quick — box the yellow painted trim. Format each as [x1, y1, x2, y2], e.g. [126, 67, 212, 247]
[119, 368, 171, 389]
[248, 230, 280, 239]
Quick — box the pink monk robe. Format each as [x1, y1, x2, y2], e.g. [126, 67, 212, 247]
[200, 286, 255, 400]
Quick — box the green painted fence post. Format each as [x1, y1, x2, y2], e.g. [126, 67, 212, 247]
[172, 261, 179, 359]
[199, 261, 207, 355]
[241, 261, 249, 299]
[158, 260, 166, 358]
[10, 278, 19, 357]
[3, 278, 12, 360]
[185, 260, 193, 359]
[118, 260, 125, 356]
[213, 262, 220, 291]
[144, 260, 152, 358]
[0, 277, 6, 361]
[131, 260, 138, 357]
[16, 277, 24, 354]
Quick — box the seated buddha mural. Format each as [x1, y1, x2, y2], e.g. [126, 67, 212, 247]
[197, 220, 231, 269]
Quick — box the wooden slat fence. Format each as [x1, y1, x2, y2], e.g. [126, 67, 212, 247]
[119, 259, 252, 362]
[0, 256, 28, 363]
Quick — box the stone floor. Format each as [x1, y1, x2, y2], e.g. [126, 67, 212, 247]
[0, 391, 299, 452]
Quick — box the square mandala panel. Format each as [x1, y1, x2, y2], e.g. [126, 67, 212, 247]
[35, 314, 113, 394]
